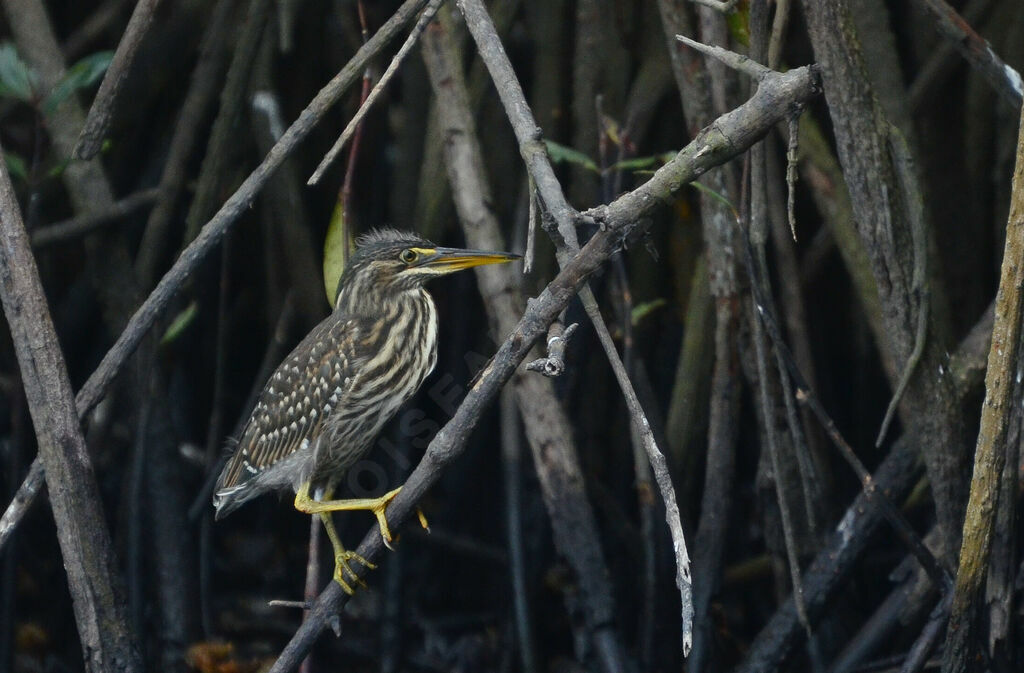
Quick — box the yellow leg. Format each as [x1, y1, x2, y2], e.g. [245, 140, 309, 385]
[294, 483, 376, 593]
[294, 483, 429, 547]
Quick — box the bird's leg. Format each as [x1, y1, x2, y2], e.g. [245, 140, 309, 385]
[294, 483, 376, 593]
[294, 486, 429, 548]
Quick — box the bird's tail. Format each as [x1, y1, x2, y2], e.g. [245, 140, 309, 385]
[212, 482, 258, 520]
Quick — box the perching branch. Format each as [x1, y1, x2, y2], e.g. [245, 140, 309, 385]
[455, 0, 697, 653]
[266, 59, 822, 673]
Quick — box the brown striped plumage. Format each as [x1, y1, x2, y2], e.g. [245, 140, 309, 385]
[211, 229, 518, 590]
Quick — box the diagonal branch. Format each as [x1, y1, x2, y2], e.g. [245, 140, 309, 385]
[308, 0, 444, 185]
[910, 0, 1022, 108]
[453, 0, 697, 652]
[422, 16, 630, 670]
[75, 0, 164, 159]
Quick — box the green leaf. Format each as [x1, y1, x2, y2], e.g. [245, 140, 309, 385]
[161, 301, 199, 345]
[726, 2, 751, 47]
[690, 180, 740, 219]
[0, 42, 37, 102]
[607, 151, 678, 174]
[631, 299, 666, 326]
[46, 156, 71, 179]
[4, 152, 28, 181]
[323, 200, 353, 309]
[544, 140, 599, 173]
[42, 50, 113, 116]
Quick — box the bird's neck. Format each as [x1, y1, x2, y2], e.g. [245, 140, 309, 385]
[336, 285, 433, 323]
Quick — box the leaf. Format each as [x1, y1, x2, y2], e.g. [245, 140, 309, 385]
[4, 152, 28, 181]
[0, 42, 37, 102]
[544, 140, 599, 173]
[607, 151, 678, 174]
[323, 200, 353, 309]
[161, 301, 199, 345]
[690, 180, 740, 220]
[726, 2, 751, 47]
[46, 156, 71, 179]
[631, 299, 666, 326]
[42, 50, 113, 116]
[599, 114, 621, 146]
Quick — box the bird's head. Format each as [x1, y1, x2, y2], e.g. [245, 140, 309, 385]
[334, 228, 520, 307]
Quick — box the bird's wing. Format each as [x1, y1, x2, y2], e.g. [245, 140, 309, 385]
[215, 313, 373, 493]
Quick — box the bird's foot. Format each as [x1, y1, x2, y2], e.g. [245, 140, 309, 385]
[371, 487, 402, 548]
[333, 550, 376, 594]
[367, 487, 429, 549]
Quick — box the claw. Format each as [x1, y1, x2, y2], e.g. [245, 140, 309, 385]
[333, 549, 375, 592]
[416, 507, 430, 533]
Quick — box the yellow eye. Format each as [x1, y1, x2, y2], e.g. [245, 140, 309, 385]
[400, 249, 418, 264]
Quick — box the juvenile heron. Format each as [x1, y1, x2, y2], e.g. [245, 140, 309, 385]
[213, 228, 519, 592]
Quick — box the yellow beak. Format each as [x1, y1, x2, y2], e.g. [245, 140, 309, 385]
[417, 247, 521, 271]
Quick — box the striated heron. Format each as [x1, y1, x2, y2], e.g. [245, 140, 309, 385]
[213, 228, 519, 592]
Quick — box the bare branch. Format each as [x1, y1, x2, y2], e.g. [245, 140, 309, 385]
[31, 188, 159, 248]
[0, 144, 142, 672]
[75, 0, 164, 158]
[910, 0, 1022, 108]
[941, 102, 1024, 673]
[308, 0, 444, 185]
[525, 322, 578, 377]
[676, 34, 772, 80]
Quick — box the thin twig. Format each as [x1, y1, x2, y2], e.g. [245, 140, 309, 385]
[188, 291, 297, 521]
[524, 176, 538, 273]
[183, 0, 273, 244]
[31, 187, 159, 248]
[910, 0, 1023, 108]
[336, 0, 373, 270]
[875, 124, 930, 448]
[785, 110, 799, 241]
[676, 34, 771, 80]
[135, 0, 235, 286]
[308, 0, 445, 185]
[901, 591, 952, 673]
[524, 321, 578, 376]
[75, 0, 164, 158]
[63, 0, 133, 60]
[767, 0, 791, 70]
[500, 390, 538, 673]
[0, 457, 42, 551]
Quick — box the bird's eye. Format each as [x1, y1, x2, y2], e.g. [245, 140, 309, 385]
[400, 249, 418, 264]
